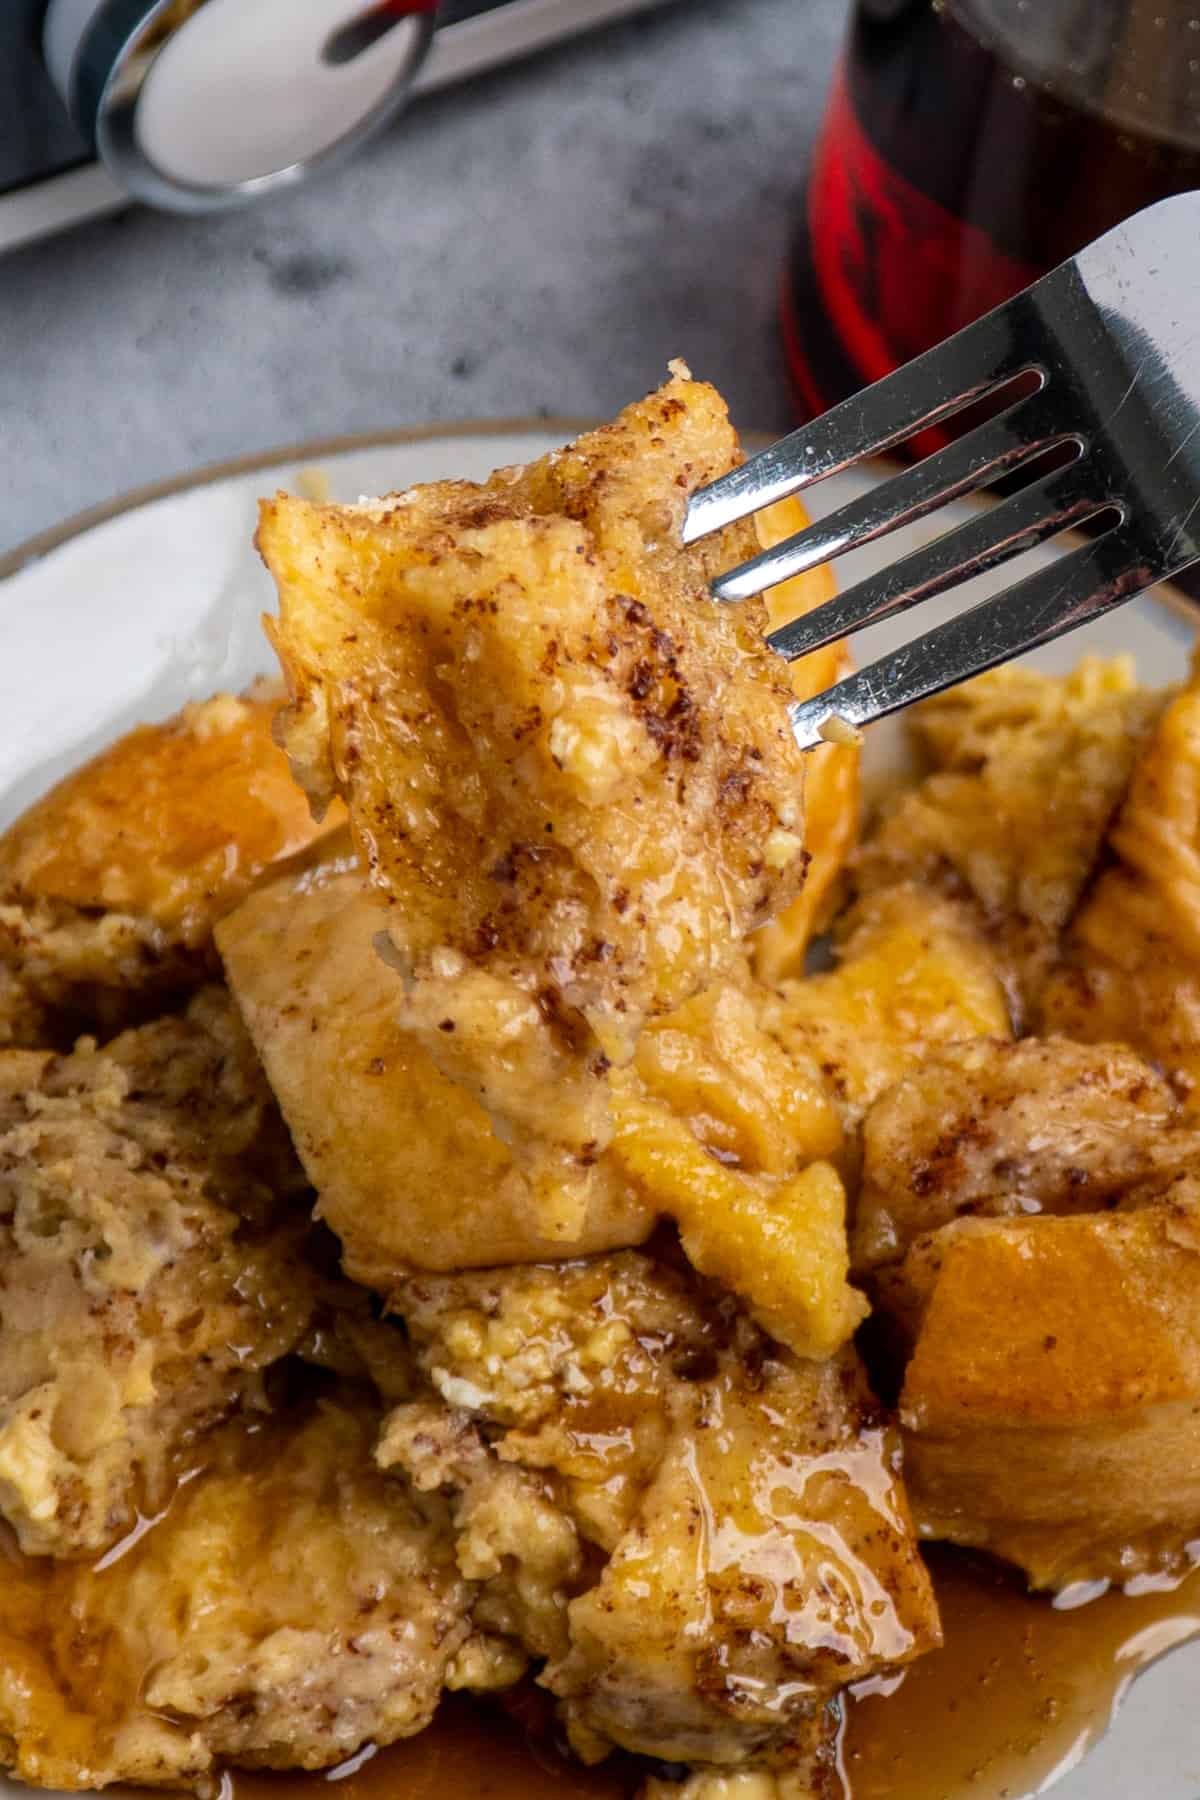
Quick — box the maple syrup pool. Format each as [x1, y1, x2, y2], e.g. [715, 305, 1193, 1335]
[224, 1548, 1200, 1800]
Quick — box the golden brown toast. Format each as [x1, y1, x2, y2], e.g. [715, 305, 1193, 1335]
[0, 684, 339, 1046]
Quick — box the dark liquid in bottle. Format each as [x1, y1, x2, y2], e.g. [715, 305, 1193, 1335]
[785, 0, 1200, 422]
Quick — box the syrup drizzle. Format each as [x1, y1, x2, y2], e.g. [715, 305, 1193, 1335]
[3, 1533, 1197, 1799]
[838, 1548, 1200, 1798]
[230, 1550, 1200, 1800]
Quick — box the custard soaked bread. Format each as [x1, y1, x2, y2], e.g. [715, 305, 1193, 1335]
[853, 1036, 1198, 1274]
[856, 1036, 1200, 1588]
[0, 1395, 520, 1791]
[0, 684, 340, 1049]
[258, 371, 818, 1196]
[218, 839, 656, 1274]
[0, 1257, 937, 1794]
[761, 884, 1012, 1132]
[219, 838, 862, 1358]
[245, 374, 868, 1356]
[855, 657, 1165, 1022]
[841, 664, 1200, 1589]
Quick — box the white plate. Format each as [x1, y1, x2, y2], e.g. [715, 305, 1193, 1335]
[1, 426, 1198, 1800]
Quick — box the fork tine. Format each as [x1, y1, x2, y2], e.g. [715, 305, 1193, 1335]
[765, 455, 1100, 664]
[786, 525, 1144, 751]
[682, 300, 1041, 545]
[711, 391, 1073, 603]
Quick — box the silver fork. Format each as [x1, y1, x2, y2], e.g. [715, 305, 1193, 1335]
[682, 192, 1200, 751]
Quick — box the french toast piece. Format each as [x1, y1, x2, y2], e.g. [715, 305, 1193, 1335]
[219, 839, 861, 1358]
[0, 684, 338, 1047]
[0, 988, 315, 1557]
[761, 884, 1012, 1131]
[217, 836, 654, 1277]
[383, 1254, 940, 1779]
[856, 657, 1164, 1021]
[857, 1035, 1200, 1587]
[898, 1195, 1200, 1589]
[1041, 659, 1200, 1109]
[258, 372, 812, 1103]
[854, 1037, 1197, 1274]
[0, 1396, 521, 1791]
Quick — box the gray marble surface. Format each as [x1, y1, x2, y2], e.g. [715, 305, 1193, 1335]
[0, 0, 846, 554]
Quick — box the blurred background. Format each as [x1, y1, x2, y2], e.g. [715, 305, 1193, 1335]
[0, 0, 841, 555]
[7, 0, 1200, 557]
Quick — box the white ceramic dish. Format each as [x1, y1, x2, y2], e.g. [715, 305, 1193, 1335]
[1, 426, 1198, 1799]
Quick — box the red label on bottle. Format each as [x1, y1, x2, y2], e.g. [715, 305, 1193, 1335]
[804, 64, 1042, 403]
